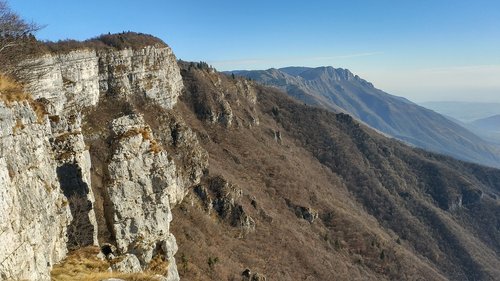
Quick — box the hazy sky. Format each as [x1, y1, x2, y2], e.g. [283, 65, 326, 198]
[9, 0, 500, 103]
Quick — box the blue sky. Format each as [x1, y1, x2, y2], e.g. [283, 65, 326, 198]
[9, 0, 500, 103]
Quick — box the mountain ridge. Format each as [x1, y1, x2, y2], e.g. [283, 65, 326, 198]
[175, 63, 500, 280]
[1, 33, 499, 281]
[230, 66, 500, 168]
[472, 114, 500, 131]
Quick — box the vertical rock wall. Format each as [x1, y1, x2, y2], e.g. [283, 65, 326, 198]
[0, 102, 71, 280]
[27, 49, 100, 115]
[0, 43, 190, 280]
[98, 46, 183, 110]
[107, 114, 181, 279]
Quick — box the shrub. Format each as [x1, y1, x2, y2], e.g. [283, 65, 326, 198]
[207, 256, 219, 270]
[44, 32, 168, 53]
[0, 0, 45, 81]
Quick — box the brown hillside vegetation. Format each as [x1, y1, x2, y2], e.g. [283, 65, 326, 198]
[72, 59, 500, 280]
[168, 62, 500, 280]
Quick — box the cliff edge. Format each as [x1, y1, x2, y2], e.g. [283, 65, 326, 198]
[0, 33, 206, 281]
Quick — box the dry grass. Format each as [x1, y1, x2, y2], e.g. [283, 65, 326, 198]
[0, 74, 47, 122]
[31, 100, 48, 122]
[146, 254, 170, 276]
[149, 139, 163, 154]
[0, 74, 30, 105]
[51, 246, 164, 281]
[114, 64, 129, 74]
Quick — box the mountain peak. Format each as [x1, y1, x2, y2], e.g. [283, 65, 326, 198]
[234, 66, 500, 168]
[279, 66, 356, 81]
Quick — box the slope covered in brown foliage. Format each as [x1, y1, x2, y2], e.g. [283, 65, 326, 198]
[232, 67, 500, 168]
[170, 63, 500, 280]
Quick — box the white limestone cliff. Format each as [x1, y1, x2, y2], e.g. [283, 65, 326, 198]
[27, 49, 100, 115]
[0, 42, 191, 280]
[107, 114, 180, 279]
[0, 102, 71, 280]
[98, 46, 183, 109]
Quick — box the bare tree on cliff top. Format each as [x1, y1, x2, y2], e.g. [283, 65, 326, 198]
[0, 0, 43, 81]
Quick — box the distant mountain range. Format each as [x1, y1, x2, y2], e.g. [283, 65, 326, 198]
[472, 114, 500, 132]
[421, 102, 500, 145]
[467, 115, 500, 145]
[230, 66, 500, 167]
[421, 101, 500, 123]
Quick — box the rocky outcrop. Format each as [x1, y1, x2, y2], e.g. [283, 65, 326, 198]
[0, 102, 71, 280]
[111, 254, 142, 273]
[241, 268, 267, 281]
[50, 113, 99, 250]
[0, 39, 192, 280]
[27, 49, 100, 115]
[462, 188, 483, 205]
[285, 199, 318, 223]
[194, 176, 256, 232]
[98, 46, 182, 109]
[27, 46, 182, 115]
[179, 63, 259, 128]
[106, 114, 181, 278]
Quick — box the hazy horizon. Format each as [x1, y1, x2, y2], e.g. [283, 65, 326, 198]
[9, 0, 500, 103]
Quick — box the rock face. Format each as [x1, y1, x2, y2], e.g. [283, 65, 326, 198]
[180, 64, 259, 128]
[111, 254, 142, 273]
[98, 46, 183, 109]
[28, 49, 100, 115]
[106, 114, 180, 277]
[194, 176, 255, 232]
[28, 46, 182, 115]
[50, 113, 98, 250]
[0, 39, 191, 280]
[0, 102, 71, 280]
[285, 199, 319, 223]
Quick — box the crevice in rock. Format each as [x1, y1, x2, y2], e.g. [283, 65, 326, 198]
[57, 163, 95, 250]
[82, 97, 132, 246]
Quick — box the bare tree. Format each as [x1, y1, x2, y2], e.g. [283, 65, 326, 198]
[0, 0, 43, 81]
